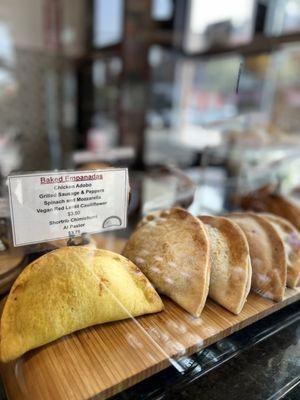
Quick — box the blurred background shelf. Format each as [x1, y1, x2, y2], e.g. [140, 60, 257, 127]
[82, 31, 300, 59]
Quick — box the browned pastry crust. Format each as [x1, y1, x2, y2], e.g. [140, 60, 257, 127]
[227, 212, 287, 302]
[240, 187, 300, 230]
[260, 213, 300, 288]
[78, 162, 111, 170]
[123, 207, 211, 317]
[199, 216, 252, 314]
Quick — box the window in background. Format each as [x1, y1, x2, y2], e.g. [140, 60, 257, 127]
[174, 56, 242, 149]
[145, 46, 196, 167]
[184, 0, 256, 53]
[265, 45, 300, 132]
[147, 45, 177, 130]
[92, 58, 121, 114]
[238, 53, 271, 113]
[89, 58, 122, 151]
[266, 0, 300, 36]
[0, 24, 20, 176]
[152, 0, 173, 21]
[93, 0, 124, 47]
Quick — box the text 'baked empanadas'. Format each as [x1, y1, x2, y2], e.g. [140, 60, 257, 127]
[123, 208, 210, 317]
[0, 247, 163, 362]
[200, 216, 252, 314]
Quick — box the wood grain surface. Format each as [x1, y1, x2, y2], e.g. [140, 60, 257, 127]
[1, 287, 299, 400]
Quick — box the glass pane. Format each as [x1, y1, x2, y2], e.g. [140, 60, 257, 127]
[94, 0, 124, 47]
[185, 0, 255, 53]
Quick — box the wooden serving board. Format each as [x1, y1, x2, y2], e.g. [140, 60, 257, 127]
[1, 287, 299, 400]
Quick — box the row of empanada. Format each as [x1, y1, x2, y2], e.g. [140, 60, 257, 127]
[1, 208, 299, 363]
[123, 208, 300, 317]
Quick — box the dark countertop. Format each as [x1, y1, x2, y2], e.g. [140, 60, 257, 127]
[112, 301, 300, 400]
[0, 303, 299, 400]
[169, 312, 300, 400]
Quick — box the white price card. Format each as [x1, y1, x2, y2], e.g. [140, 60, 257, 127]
[7, 169, 129, 246]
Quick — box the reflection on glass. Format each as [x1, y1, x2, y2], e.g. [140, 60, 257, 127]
[152, 0, 173, 21]
[264, 45, 300, 132]
[266, 0, 300, 36]
[184, 0, 255, 53]
[175, 56, 241, 148]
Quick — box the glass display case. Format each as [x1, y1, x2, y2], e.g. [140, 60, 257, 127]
[0, 1, 300, 399]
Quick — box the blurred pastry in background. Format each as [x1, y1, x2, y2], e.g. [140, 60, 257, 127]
[77, 162, 112, 170]
[260, 213, 300, 288]
[239, 185, 300, 230]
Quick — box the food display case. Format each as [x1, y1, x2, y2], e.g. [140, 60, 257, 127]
[0, 161, 299, 400]
[0, 1, 300, 399]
